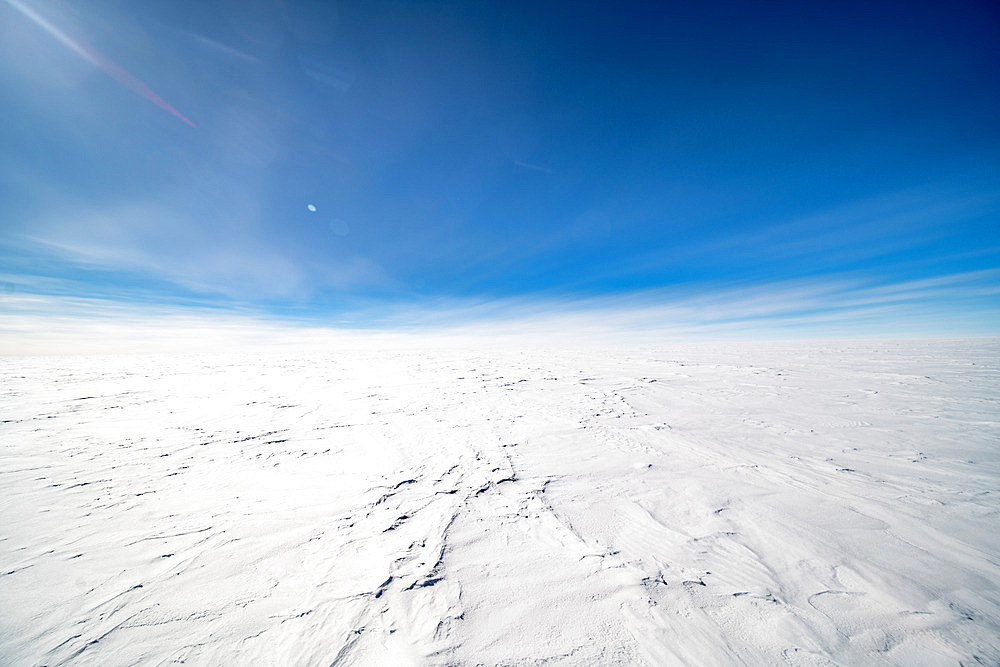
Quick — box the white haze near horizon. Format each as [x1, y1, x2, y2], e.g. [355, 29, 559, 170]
[2, 267, 998, 355]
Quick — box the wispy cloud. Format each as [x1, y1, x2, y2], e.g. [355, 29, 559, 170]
[179, 29, 259, 64]
[327, 266, 1000, 345]
[513, 160, 553, 174]
[8, 195, 391, 303]
[599, 184, 1000, 285]
[3, 269, 996, 354]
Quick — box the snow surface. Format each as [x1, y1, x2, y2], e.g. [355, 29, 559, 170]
[1, 339, 999, 665]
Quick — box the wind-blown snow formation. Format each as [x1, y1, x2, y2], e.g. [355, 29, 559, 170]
[1, 339, 998, 665]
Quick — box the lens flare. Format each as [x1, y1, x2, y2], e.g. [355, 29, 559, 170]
[4, 0, 196, 127]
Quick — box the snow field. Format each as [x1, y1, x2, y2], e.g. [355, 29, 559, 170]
[1, 339, 998, 665]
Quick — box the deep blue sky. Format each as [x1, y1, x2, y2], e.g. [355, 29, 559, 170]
[1, 0, 998, 340]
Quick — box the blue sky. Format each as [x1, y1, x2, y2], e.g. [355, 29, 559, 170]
[1, 0, 998, 348]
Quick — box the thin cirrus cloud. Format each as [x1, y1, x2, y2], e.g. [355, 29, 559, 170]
[392, 270, 1000, 337]
[2, 268, 995, 354]
[593, 184, 1000, 289]
[10, 198, 390, 302]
